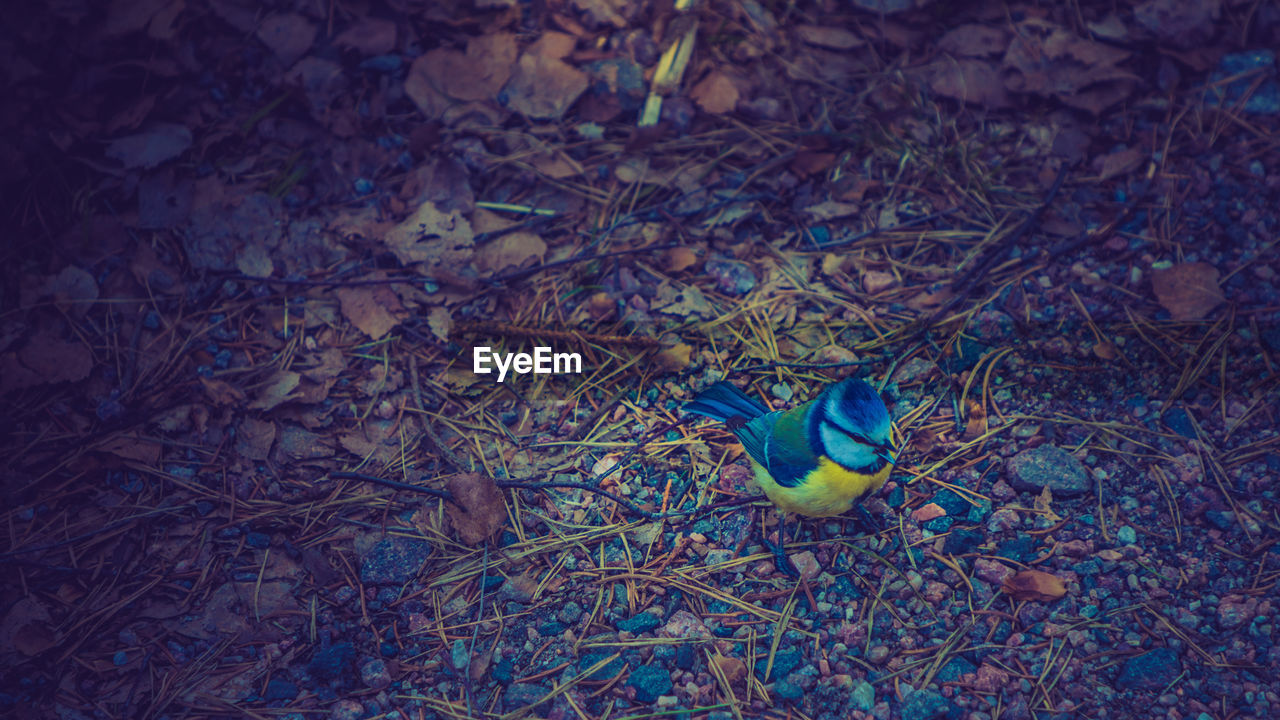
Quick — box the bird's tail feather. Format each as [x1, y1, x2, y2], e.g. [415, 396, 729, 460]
[684, 381, 769, 422]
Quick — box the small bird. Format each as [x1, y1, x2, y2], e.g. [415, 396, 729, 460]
[685, 378, 896, 574]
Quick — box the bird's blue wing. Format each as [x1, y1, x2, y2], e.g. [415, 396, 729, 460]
[763, 421, 821, 488]
[734, 412, 819, 489]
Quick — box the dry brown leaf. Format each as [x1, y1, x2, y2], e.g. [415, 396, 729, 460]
[336, 284, 408, 340]
[794, 24, 866, 50]
[442, 34, 518, 101]
[791, 151, 837, 178]
[689, 71, 740, 114]
[426, 305, 453, 341]
[1134, 0, 1220, 48]
[474, 231, 547, 274]
[383, 201, 475, 274]
[97, 432, 162, 464]
[1001, 569, 1067, 602]
[1151, 262, 1224, 321]
[0, 597, 57, 657]
[333, 17, 397, 56]
[928, 58, 1011, 108]
[199, 376, 246, 406]
[529, 31, 578, 59]
[235, 242, 274, 278]
[1034, 486, 1062, 524]
[665, 247, 699, 273]
[1094, 147, 1146, 181]
[503, 48, 589, 119]
[45, 266, 98, 317]
[905, 287, 953, 311]
[249, 371, 301, 411]
[1092, 341, 1118, 360]
[570, 0, 628, 28]
[404, 53, 454, 120]
[1001, 20, 1137, 114]
[653, 343, 692, 372]
[445, 473, 506, 546]
[804, 200, 861, 221]
[18, 329, 93, 385]
[236, 417, 277, 460]
[938, 24, 1009, 57]
[502, 570, 539, 602]
[255, 13, 315, 67]
[711, 653, 746, 684]
[300, 348, 346, 382]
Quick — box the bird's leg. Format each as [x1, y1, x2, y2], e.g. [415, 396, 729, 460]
[851, 503, 882, 534]
[761, 511, 800, 577]
[832, 504, 882, 541]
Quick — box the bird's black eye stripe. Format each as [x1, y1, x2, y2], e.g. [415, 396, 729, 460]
[823, 420, 894, 451]
[823, 420, 872, 446]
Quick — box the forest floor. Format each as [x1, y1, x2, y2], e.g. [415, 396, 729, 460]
[2, 1, 1279, 719]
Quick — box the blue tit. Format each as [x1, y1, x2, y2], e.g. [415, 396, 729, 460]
[685, 378, 896, 571]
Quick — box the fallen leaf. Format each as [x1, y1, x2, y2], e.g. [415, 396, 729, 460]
[138, 169, 194, 229]
[382, 201, 475, 274]
[570, 0, 628, 28]
[688, 71, 739, 114]
[1001, 19, 1137, 114]
[1151, 262, 1224, 321]
[789, 151, 837, 177]
[794, 24, 865, 50]
[200, 376, 247, 406]
[249, 371, 301, 411]
[665, 247, 699, 273]
[1001, 569, 1067, 602]
[1134, 0, 1220, 49]
[862, 270, 896, 294]
[105, 123, 192, 169]
[651, 283, 713, 318]
[445, 473, 506, 545]
[0, 597, 57, 657]
[653, 343, 692, 372]
[236, 417, 277, 460]
[1094, 147, 1145, 181]
[711, 653, 746, 684]
[299, 348, 347, 382]
[18, 329, 93, 385]
[426, 305, 452, 341]
[333, 17, 397, 56]
[235, 242, 274, 278]
[97, 432, 163, 464]
[449, 33, 518, 101]
[336, 283, 409, 340]
[804, 200, 861, 221]
[474, 231, 547, 274]
[928, 58, 1011, 108]
[904, 287, 953, 311]
[256, 13, 315, 66]
[1033, 486, 1062, 524]
[502, 49, 589, 119]
[102, 0, 170, 36]
[938, 24, 1008, 57]
[45, 266, 98, 317]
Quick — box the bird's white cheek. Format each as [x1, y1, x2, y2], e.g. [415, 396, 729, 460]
[819, 425, 876, 467]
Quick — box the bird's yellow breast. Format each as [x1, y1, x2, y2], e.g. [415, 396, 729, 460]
[750, 457, 891, 517]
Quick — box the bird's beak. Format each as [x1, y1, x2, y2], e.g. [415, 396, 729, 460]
[877, 445, 896, 464]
